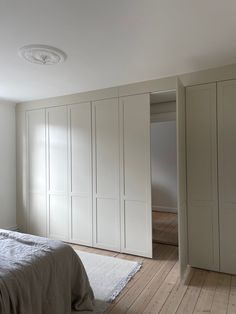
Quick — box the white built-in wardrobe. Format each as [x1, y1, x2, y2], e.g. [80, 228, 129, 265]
[19, 79, 187, 274]
[19, 76, 236, 275]
[186, 79, 236, 274]
[26, 94, 152, 258]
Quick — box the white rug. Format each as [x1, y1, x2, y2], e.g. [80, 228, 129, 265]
[74, 250, 142, 313]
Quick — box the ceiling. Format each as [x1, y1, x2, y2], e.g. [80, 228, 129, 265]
[1, 0, 236, 103]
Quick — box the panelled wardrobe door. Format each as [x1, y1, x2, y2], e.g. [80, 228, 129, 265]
[47, 106, 69, 241]
[218, 80, 236, 274]
[186, 83, 219, 271]
[69, 103, 92, 246]
[120, 94, 152, 258]
[92, 98, 120, 251]
[27, 109, 47, 236]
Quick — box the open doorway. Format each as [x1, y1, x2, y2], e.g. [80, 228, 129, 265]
[150, 90, 178, 247]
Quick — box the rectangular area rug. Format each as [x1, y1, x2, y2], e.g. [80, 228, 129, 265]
[73, 250, 142, 313]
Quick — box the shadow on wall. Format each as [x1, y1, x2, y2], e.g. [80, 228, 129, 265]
[152, 182, 177, 212]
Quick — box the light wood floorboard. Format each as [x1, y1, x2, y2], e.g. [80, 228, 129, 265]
[70, 243, 235, 314]
[152, 211, 178, 246]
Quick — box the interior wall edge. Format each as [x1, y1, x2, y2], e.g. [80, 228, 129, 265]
[0, 102, 16, 230]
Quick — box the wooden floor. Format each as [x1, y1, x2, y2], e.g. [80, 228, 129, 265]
[70, 242, 236, 314]
[152, 211, 178, 246]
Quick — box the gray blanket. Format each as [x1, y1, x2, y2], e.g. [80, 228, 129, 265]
[0, 229, 94, 314]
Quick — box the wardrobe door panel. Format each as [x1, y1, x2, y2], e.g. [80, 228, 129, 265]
[48, 107, 68, 193]
[186, 83, 219, 271]
[27, 109, 46, 237]
[29, 194, 46, 237]
[218, 80, 236, 274]
[124, 201, 147, 253]
[123, 106, 147, 200]
[96, 199, 120, 248]
[47, 106, 68, 240]
[70, 103, 91, 194]
[92, 98, 120, 251]
[49, 195, 68, 239]
[69, 103, 92, 245]
[120, 94, 152, 257]
[94, 101, 119, 197]
[187, 205, 214, 267]
[71, 196, 91, 244]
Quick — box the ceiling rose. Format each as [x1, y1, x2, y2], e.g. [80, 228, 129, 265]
[18, 44, 67, 65]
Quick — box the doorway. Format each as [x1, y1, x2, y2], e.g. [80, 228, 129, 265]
[150, 91, 178, 247]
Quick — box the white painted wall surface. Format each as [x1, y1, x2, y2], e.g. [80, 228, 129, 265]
[0, 102, 16, 229]
[151, 120, 177, 212]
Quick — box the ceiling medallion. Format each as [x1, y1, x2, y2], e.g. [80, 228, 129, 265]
[18, 44, 67, 65]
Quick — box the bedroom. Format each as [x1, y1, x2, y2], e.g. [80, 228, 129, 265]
[1, 1, 236, 313]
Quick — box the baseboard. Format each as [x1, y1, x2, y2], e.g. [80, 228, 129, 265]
[152, 206, 177, 213]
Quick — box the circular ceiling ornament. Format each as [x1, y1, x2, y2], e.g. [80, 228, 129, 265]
[18, 44, 67, 65]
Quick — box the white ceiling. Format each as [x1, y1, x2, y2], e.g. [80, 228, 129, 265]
[1, 0, 236, 102]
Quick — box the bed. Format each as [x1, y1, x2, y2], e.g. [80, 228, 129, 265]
[0, 229, 94, 314]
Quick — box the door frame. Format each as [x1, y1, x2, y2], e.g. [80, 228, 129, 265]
[149, 78, 188, 278]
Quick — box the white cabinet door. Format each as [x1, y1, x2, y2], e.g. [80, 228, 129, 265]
[120, 94, 152, 258]
[186, 83, 219, 271]
[92, 98, 120, 251]
[176, 78, 188, 278]
[218, 80, 236, 274]
[47, 106, 68, 240]
[69, 103, 92, 246]
[27, 109, 47, 236]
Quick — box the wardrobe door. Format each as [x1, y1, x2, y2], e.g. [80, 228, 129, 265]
[186, 83, 219, 271]
[47, 106, 68, 240]
[27, 109, 47, 236]
[176, 78, 188, 278]
[120, 94, 152, 258]
[69, 103, 92, 246]
[218, 80, 236, 274]
[92, 98, 120, 251]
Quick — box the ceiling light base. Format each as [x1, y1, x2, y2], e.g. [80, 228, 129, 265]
[18, 44, 67, 65]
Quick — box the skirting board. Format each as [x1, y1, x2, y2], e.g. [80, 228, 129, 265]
[152, 206, 177, 213]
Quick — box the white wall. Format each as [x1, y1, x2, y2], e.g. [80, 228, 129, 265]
[0, 101, 16, 229]
[151, 120, 177, 212]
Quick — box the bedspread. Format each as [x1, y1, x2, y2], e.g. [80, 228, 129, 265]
[0, 229, 94, 314]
